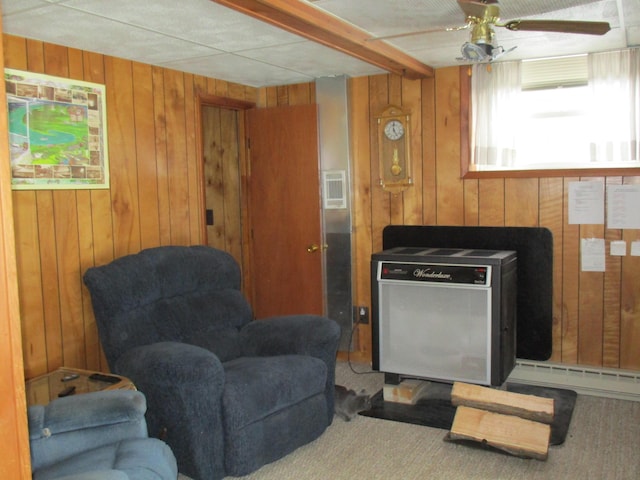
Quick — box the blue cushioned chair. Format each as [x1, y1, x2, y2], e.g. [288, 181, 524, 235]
[28, 390, 177, 480]
[83, 245, 341, 480]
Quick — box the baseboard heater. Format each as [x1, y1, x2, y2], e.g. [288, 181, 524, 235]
[508, 360, 640, 402]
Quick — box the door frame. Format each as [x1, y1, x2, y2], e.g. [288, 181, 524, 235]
[196, 94, 256, 301]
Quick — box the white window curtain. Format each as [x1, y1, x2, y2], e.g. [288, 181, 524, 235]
[589, 48, 640, 163]
[471, 48, 640, 169]
[471, 61, 521, 167]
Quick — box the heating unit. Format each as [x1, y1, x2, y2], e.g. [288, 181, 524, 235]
[371, 247, 517, 386]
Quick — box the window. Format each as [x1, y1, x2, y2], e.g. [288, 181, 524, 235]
[469, 48, 640, 174]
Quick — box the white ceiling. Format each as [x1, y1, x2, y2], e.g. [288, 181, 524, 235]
[2, 0, 639, 87]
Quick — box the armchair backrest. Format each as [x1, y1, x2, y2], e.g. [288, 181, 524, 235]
[83, 246, 253, 368]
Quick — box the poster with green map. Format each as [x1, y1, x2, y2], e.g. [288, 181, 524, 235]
[5, 68, 109, 189]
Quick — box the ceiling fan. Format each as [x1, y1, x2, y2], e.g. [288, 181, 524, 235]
[371, 0, 611, 63]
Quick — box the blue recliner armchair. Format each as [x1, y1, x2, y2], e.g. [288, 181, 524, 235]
[28, 390, 177, 480]
[83, 245, 341, 480]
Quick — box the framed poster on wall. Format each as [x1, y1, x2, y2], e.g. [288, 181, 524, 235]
[4, 68, 109, 189]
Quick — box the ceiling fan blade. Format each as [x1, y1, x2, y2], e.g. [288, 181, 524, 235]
[503, 20, 610, 35]
[367, 24, 469, 42]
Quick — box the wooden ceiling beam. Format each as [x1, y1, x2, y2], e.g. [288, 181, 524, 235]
[211, 0, 434, 79]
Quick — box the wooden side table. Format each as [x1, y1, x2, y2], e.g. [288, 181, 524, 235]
[26, 367, 136, 406]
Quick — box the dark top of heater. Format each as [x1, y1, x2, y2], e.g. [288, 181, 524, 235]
[384, 246, 514, 259]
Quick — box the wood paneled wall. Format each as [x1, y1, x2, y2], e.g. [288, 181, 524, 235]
[5, 32, 640, 385]
[257, 82, 316, 107]
[350, 68, 640, 370]
[3, 34, 258, 379]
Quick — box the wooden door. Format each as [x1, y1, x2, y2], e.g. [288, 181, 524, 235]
[246, 104, 324, 318]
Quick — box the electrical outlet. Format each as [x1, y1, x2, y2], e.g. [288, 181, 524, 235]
[357, 306, 369, 325]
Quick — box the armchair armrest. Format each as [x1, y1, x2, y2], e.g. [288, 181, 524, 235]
[29, 390, 148, 472]
[115, 341, 225, 389]
[114, 341, 227, 478]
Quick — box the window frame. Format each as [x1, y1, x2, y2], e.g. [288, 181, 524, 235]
[459, 66, 640, 180]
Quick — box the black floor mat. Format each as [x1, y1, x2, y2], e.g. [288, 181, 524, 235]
[359, 382, 577, 445]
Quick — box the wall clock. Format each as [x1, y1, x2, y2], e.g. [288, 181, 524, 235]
[376, 105, 412, 194]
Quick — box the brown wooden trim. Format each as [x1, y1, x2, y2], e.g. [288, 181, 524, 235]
[0, 12, 32, 478]
[459, 66, 471, 178]
[237, 110, 254, 304]
[198, 93, 256, 111]
[211, 0, 434, 79]
[196, 93, 256, 302]
[194, 100, 208, 246]
[463, 167, 640, 179]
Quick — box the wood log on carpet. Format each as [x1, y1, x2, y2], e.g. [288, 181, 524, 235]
[383, 380, 430, 404]
[447, 406, 551, 460]
[451, 382, 554, 424]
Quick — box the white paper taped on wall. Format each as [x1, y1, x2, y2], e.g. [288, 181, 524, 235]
[607, 185, 640, 229]
[610, 241, 626, 256]
[581, 238, 605, 272]
[568, 181, 604, 225]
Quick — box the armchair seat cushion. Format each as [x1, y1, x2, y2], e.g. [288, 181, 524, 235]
[221, 355, 329, 476]
[32, 438, 176, 480]
[223, 355, 327, 431]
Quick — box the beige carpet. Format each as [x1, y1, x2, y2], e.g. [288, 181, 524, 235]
[177, 361, 640, 480]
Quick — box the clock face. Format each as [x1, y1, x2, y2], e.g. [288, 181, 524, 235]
[384, 119, 404, 141]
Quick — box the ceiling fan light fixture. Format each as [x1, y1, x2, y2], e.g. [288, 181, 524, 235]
[458, 41, 516, 63]
[460, 41, 494, 62]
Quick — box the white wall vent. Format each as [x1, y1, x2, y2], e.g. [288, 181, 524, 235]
[322, 170, 347, 209]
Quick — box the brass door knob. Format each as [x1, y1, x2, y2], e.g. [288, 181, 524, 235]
[306, 244, 328, 253]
